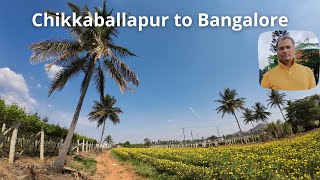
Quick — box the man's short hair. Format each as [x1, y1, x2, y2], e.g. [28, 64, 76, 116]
[276, 36, 295, 50]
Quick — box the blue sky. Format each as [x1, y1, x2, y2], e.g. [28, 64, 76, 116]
[0, 0, 320, 143]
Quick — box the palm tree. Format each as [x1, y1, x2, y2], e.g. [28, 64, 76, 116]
[215, 88, 245, 135]
[88, 94, 122, 149]
[267, 90, 287, 121]
[104, 135, 113, 148]
[252, 102, 271, 124]
[29, 1, 139, 172]
[242, 108, 256, 129]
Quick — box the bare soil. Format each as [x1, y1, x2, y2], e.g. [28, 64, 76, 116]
[92, 150, 138, 180]
[0, 156, 78, 180]
[0, 150, 140, 180]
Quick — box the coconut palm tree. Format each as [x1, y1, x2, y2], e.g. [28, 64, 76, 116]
[29, 1, 139, 172]
[104, 135, 113, 148]
[267, 90, 287, 121]
[252, 102, 271, 124]
[242, 108, 256, 129]
[215, 88, 245, 135]
[88, 94, 122, 149]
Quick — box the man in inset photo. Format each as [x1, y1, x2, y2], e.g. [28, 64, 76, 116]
[261, 35, 317, 90]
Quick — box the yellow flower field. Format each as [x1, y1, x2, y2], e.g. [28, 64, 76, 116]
[113, 130, 320, 179]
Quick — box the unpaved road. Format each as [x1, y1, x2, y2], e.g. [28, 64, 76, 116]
[93, 150, 138, 180]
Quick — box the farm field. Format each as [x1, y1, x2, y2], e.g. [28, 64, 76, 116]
[114, 130, 320, 180]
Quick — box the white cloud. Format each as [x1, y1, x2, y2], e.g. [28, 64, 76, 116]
[45, 64, 63, 80]
[37, 83, 42, 88]
[167, 119, 174, 123]
[0, 67, 38, 111]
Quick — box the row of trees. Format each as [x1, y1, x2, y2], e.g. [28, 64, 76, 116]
[215, 88, 320, 136]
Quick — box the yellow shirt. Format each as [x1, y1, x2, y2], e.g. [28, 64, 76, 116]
[261, 59, 316, 90]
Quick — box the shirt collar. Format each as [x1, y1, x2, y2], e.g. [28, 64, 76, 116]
[278, 58, 297, 70]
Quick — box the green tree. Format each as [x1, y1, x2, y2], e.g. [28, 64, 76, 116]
[0, 99, 6, 122]
[252, 102, 271, 124]
[104, 135, 113, 148]
[4, 104, 26, 126]
[242, 108, 256, 129]
[285, 95, 320, 132]
[123, 141, 131, 148]
[144, 138, 151, 147]
[269, 30, 290, 53]
[30, 1, 139, 172]
[296, 39, 320, 84]
[267, 90, 287, 121]
[88, 94, 122, 149]
[215, 88, 245, 135]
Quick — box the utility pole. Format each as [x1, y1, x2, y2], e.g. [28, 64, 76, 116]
[191, 130, 194, 142]
[182, 128, 186, 146]
[216, 127, 220, 137]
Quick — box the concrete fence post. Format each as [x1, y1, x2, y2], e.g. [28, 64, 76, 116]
[77, 139, 80, 155]
[9, 123, 20, 163]
[82, 139, 85, 152]
[40, 129, 44, 161]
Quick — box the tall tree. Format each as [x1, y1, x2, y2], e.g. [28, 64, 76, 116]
[88, 94, 122, 149]
[267, 90, 287, 121]
[285, 94, 320, 132]
[30, 1, 139, 172]
[269, 30, 290, 53]
[252, 102, 271, 124]
[215, 88, 245, 135]
[104, 135, 113, 148]
[144, 138, 151, 147]
[242, 108, 256, 129]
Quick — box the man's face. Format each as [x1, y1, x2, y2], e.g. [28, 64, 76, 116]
[276, 39, 296, 65]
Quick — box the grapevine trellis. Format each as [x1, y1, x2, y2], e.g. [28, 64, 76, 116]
[0, 98, 98, 163]
[0, 122, 98, 163]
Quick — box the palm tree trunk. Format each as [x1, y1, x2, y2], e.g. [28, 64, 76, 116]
[277, 104, 287, 121]
[232, 112, 243, 136]
[99, 120, 106, 149]
[51, 60, 95, 172]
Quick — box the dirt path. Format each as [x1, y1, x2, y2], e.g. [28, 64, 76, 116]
[93, 150, 138, 180]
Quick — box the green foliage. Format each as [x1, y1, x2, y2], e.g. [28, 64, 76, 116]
[265, 120, 293, 139]
[215, 88, 245, 133]
[104, 135, 113, 145]
[0, 97, 96, 143]
[73, 133, 97, 144]
[111, 150, 176, 180]
[252, 102, 271, 124]
[242, 108, 255, 126]
[285, 94, 320, 132]
[88, 94, 122, 146]
[68, 155, 97, 176]
[144, 138, 151, 147]
[283, 122, 293, 136]
[118, 141, 146, 148]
